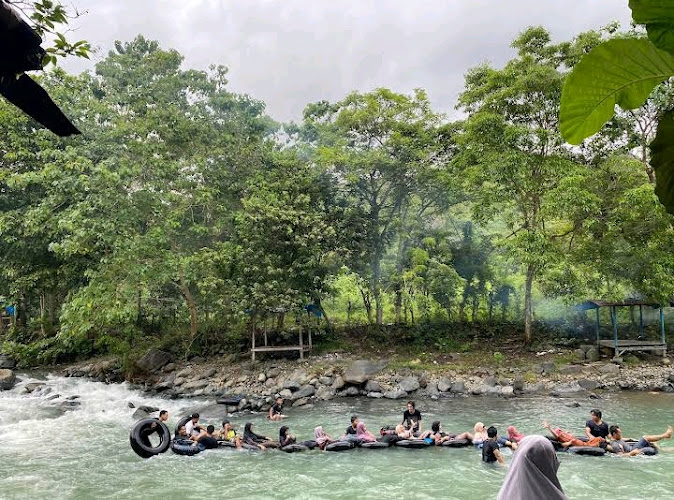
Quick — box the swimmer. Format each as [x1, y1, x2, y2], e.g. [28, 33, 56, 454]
[606, 425, 673, 456]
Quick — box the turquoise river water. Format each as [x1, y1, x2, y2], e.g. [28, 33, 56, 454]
[1, 374, 673, 499]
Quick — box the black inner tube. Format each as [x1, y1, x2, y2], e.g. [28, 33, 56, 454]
[130, 418, 171, 458]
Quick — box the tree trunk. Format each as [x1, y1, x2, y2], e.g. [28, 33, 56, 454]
[372, 256, 383, 324]
[360, 288, 373, 324]
[178, 271, 198, 342]
[524, 264, 536, 344]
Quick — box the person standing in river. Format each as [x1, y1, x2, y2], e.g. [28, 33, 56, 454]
[401, 401, 422, 434]
[268, 396, 286, 421]
[585, 409, 609, 439]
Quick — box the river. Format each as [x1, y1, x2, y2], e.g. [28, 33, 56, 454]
[0, 373, 673, 499]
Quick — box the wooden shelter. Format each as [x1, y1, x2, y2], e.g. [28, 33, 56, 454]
[249, 306, 319, 361]
[576, 300, 672, 357]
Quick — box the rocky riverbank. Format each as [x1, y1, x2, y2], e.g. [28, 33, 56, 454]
[3, 346, 674, 415]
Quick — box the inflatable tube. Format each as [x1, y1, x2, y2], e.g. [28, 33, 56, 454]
[396, 439, 432, 449]
[171, 438, 201, 456]
[299, 440, 318, 450]
[568, 446, 606, 456]
[130, 418, 172, 458]
[640, 447, 658, 456]
[380, 434, 402, 445]
[361, 441, 390, 449]
[325, 441, 354, 452]
[218, 440, 237, 448]
[545, 436, 565, 452]
[175, 416, 191, 437]
[442, 439, 471, 448]
[281, 444, 309, 453]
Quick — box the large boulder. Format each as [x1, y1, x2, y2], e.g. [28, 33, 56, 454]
[135, 348, 172, 373]
[364, 380, 382, 393]
[343, 360, 387, 384]
[578, 379, 599, 390]
[0, 355, 16, 369]
[399, 376, 420, 393]
[316, 387, 335, 401]
[0, 369, 16, 390]
[585, 347, 600, 362]
[132, 405, 159, 420]
[283, 379, 301, 391]
[437, 377, 452, 393]
[450, 381, 465, 393]
[292, 384, 316, 399]
[600, 363, 620, 375]
[383, 388, 407, 399]
[332, 375, 345, 390]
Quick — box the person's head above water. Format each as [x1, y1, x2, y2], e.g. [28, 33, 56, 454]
[350, 414, 359, 427]
[191, 413, 199, 422]
[487, 426, 498, 439]
[609, 425, 622, 439]
[159, 410, 168, 421]
[206, 425, 215, 435]
[474, 422, 485, 433]
[406, 401, 416, 412]
[279, 426, 289, 438]
[497, 435, 567, 500]
[177, 425, 187, 436]
[431, 421, 441, 433]
[276, 397, 283, 405]
[590, 409, 602, 422]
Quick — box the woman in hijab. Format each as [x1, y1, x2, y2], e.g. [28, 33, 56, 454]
[356, 421, 377, 443]
[243, 422, 275, 450]
[314, 426, 335, 450]
[497, 435, 567, 500]
[279, 425, 296, 448]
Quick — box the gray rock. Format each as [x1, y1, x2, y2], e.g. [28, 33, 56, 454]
[550, 383, 584, 397]
[182, 379, 209, 390]
[574, 348, 586, 361]
[484, 376, 497, 387]
[279, 389, 293, 398]
[128, 402, 136, 408]
[293, 384, 316, 399]
[237, 398, 248, 411]
[293, 397, 309, 407]
[600, 363, 620, 375]
[383, 388, 406, 399]
[513, 376, 525, 392]
[135, 348, 172, 373]
[316, 387, 335, 401]
[532, 364, 544, 375]
[585, 347, 600, 362]
[0, 355, 16, 369]
[132, 405, 158, 419]
[344, 386, 360, 397]
[437, 377, 452, 393]
[399, 376, 420, 393]
[258, 373, 267, 382]
[0, 369, 16, 390]
[283, 379, 301, 391]
[332, 375, 345, 390]
[668, 372, 674, 384]
[559, 365, 582, 375]
[367, 392, 384, 398]
[542, 362, 556, 374]
[23, 382, 46, 394]
[267, 367, 281, 378]
[264, 378, 276, 387]
[501, 386, 514, 396]
[364, 380, 382, 393]
[173, 377, 186, 386]
[450, 381, 465, 393]
[162, 362, 176, 373]
[176, 368, 192, 378]
[578, 379, 599, 390]
[343, 359, 387, 384]
[318, 376, 332, 386]
[203, 368, 217, 378]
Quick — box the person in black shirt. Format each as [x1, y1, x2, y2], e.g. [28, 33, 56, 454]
[401, 401, 422, 433]
[345, 415, 359, 435]
[269, 396, 285, 421]
[197, 425, 219, 449]
[585, 409, 609, 439]
[482, 426, 505, 465]
[279, 425, 296, 447]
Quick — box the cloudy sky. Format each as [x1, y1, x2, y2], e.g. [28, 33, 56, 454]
[60, 0, 632, 122]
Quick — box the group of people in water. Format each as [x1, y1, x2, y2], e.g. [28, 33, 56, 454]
[160, 400, 673, 464]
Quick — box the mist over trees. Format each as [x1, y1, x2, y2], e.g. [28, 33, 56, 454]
[2, 26, 674, 364]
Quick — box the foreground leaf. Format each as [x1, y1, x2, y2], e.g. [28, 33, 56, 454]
[560, 38, 674, 144]
[630, 0, 674, 54]
[651, 109, 674, 214]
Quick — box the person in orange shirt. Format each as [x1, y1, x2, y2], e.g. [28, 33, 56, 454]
[542, 420, 605, 448]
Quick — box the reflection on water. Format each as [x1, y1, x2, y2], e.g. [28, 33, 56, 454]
[1, 375, 674, 499]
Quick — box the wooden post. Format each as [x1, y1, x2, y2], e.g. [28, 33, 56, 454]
[263, 316, 268, 347]
[595, 307, 600, 345]
[639, 305, 644, 337]
[299, 322, 304, 359]
[612, 306, 618, 354]
[660, 307, 666, 357]
[251, 314, 256, 362]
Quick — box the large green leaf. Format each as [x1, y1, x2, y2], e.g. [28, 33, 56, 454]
[630, 0, 674, 54]
[560, 38, 674, 144]
[651, 109, 674, 214]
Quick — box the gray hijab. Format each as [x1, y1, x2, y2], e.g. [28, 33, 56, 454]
[497, 435, 567, 500]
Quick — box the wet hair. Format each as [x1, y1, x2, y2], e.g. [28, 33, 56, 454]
[191, 413, 200, 419]
[487, 426, 498, 438]
[176, 425, 186, 437]
[159, 410, 168, 418]
[591, 409, 602, 419]
[407, 401, 415, 409]
[350, 415, 358, 424]
[609, 425, 620, 436]
[206, 425, 215, 434]
[279, 425, 289, 439]
[244, 422, 253, 433]
[431, 421, 441, 433]
[222, 420, 230, 427]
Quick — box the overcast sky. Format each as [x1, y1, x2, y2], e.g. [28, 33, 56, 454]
[60, 0, 632, 122]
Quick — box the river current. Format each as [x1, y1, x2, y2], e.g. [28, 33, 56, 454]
[1, 373, 673, 499]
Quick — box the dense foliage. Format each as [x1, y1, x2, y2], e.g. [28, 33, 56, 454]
[2, 24, 674, 364]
